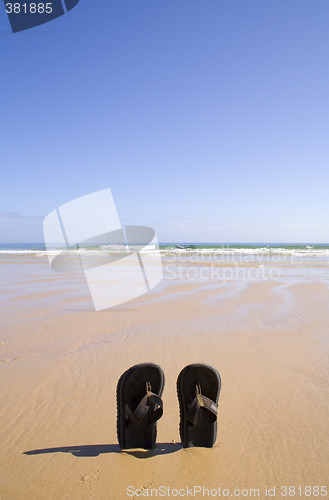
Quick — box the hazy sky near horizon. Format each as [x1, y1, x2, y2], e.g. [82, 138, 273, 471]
[1, 0, 329, 243]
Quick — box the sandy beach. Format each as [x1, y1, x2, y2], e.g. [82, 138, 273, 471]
[1, 254, 329, 499]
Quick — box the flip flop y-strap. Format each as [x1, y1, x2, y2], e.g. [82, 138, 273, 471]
[186, 382, 218, 426]
[125, 381, 163, 427]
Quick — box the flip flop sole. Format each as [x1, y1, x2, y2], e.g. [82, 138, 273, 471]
[117, 363, 164, 450]
[177, 363, 221, 448]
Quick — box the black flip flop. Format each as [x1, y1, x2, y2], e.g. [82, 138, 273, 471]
[177, 363, 221, 448]
[117, 363, 164, 450]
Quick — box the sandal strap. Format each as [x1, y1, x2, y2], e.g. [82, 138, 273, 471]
[186, 382, 218, 426]
[124, 382, 163, 426]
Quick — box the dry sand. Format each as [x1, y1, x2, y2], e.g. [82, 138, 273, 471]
[0, 256, 329, 499]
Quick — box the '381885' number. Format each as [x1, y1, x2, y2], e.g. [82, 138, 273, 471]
[6, 3, 53, 14]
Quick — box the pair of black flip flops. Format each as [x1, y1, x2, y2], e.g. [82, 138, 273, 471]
[117, 362, 221, 450]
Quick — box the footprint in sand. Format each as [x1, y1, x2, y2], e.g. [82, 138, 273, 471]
[79, 470, 101, 484]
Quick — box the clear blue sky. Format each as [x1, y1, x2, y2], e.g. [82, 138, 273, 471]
[1, 0, 329, 243]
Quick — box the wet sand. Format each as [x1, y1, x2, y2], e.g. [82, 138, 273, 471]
[0, 256, 329, 499]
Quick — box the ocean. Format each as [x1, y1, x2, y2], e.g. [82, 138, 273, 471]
[2, 242, 329, 257]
